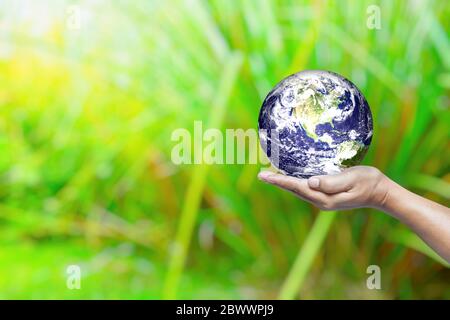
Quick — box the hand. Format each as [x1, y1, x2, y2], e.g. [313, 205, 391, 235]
[259, 165, 450, 263]
[258, 166, 388, 210]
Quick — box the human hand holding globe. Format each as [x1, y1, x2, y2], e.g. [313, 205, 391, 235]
[257, 71, 450, 262]
[257, 70, 379, 210]
[255, 70, 445, 213]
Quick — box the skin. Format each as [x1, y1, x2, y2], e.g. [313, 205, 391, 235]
[258, 166, 450, 263]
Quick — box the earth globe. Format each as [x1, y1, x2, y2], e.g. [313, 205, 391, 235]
[258, 70, 373, 178]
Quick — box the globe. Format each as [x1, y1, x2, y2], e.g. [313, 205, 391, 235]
[258, 70, 373, 178]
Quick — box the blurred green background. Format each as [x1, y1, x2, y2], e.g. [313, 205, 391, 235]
[0, 0, 449, 299]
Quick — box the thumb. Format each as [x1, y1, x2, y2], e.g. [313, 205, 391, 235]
[307, 171, 355, 194]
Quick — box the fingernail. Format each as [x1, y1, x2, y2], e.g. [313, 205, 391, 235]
[308, 177, 320, 188]
[258, 171, 274, 181]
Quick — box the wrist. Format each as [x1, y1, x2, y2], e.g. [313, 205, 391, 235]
[369, 172, 392, 210]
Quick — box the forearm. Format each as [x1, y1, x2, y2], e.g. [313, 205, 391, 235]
[377, 176, 450, 262]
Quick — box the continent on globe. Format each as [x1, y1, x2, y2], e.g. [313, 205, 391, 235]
[258, 70, 373, 178]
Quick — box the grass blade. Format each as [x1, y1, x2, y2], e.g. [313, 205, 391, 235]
[278, 211, 337, 300]
[162, 52, 243, 299]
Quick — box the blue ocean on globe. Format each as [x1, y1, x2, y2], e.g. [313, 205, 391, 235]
[258, 70, 373, 178]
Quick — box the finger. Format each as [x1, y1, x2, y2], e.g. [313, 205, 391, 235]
[307, 170, 356, 194]
[258, 171, 302, 194]
[258, 172, 330, 204]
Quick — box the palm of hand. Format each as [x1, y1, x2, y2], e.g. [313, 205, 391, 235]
[258, 166, 387, 210]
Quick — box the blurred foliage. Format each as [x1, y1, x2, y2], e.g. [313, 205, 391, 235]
[0, 0, 449, 299]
